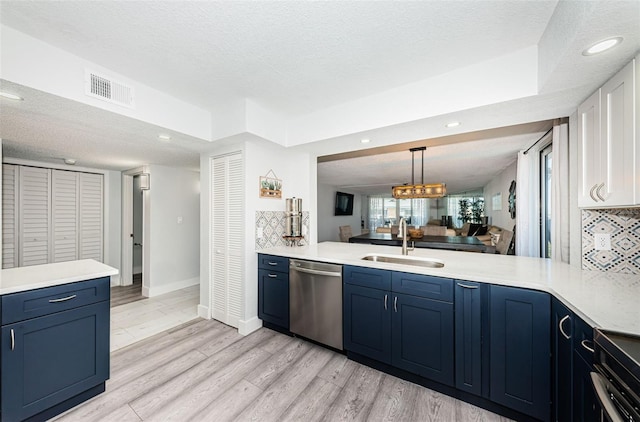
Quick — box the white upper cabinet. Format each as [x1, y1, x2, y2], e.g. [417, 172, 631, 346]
[578, 59, 638, 207]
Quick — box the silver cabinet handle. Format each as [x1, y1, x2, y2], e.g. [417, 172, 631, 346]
[10, 329, 15, 351]
[589, 184, 598, 202]
[559, 315, 571, 340]
[48, 294, 77, 303]
[596, 183, 606, 202]
[267, 274, 277, 278]
[581, 339, 595, 353]
[393, 296, 398, 312]
[384, 294, 388, 310]
[457, 283, 479, 289]
[267, 261, 278, 266]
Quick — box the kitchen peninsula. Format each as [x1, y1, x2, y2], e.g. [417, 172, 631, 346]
[0, 260, 118, 422]
[258, 241, 639, 422]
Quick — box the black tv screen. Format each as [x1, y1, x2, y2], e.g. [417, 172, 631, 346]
[335, 191, 354, 216]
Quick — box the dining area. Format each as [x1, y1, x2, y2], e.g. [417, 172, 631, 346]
[339, 222, 514, 255]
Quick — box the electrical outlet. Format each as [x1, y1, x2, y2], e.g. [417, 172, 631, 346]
[594, 233, 611, 251]
[177, 216, 183, 224]
[257, 227, 264, 238]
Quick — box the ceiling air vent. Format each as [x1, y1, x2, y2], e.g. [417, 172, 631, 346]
[85, 69, 135, 108]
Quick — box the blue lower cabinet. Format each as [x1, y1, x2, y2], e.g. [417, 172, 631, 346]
[489, 285, 551, 422]
[455, 281, 484, 396]
[343, 283, 391, 364]
[573, 316, 597, 422]
[258, 269, 289, 329]
[391, 293, 454, 386]
[552, 298, 573, 422]
[1, 302, 109, 421]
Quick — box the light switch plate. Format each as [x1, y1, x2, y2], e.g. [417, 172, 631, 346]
[257, 227, 264, 238]
[594, 233, 611, 251]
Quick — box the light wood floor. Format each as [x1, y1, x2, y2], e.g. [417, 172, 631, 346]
[56, 318, 513, 422]
[110, 274, 144, 308]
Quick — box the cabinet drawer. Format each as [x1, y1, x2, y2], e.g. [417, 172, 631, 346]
[574, 315, 595, 363]
[392, 272, 453, 302]
[343, 265, 392, 290]
[258, 254, 289, 273]
[1, 277, 110, 325]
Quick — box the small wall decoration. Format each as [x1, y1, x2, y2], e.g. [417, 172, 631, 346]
[492, 192, 502, 211]
[259, 169, 282, 199]
[508, 180, 516, 219]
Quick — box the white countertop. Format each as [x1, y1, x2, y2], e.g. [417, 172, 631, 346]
[0, 259, 119, 295]
[260, 242, 640, 336]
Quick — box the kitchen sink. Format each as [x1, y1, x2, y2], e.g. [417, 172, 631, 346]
[361, 253, 444, 268]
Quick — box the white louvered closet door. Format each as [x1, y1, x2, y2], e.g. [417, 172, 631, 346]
[79, 172, 103, 261]
[18, 166, 52, 267]
[52, 170, 79, 262]
[2, 164, 19, 268]
[211, 153, 244, 328]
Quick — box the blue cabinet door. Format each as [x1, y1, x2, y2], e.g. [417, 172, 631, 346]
[1, 302, 109, 422]
[552, 298, 573, 422]
[392, 293, 454, 386]
[343, 283, 391, 364]
[573, 316, 597, 422]
[258, 269, 289, 329]
[489, 285, 551, 422]
[573, 350, 597, 422]
[455, 281, 483, 395]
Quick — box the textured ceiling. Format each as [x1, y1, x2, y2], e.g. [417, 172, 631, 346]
[0, 0, 638, 186]
[0, 1, 558, 116]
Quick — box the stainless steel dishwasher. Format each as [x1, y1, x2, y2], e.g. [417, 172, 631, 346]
[289, 259, 343, 350]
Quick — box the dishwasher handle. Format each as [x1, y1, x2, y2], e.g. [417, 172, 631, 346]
[291, 266, 342, 278]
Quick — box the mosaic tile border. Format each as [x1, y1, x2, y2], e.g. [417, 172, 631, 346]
[581, 208, 640, 275]
[255, 211, 310, 250]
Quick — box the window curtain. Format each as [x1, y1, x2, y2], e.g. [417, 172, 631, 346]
[551, 118, 570, 262]
[516, 143, 543, 257]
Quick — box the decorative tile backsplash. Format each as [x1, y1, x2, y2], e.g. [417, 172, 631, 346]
[582, 208, 640, 274]
[255, 211, 310, 250]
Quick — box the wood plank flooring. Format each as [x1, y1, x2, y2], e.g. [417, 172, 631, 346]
[56, 319, 513, 422]
[110, 274, 144, 308]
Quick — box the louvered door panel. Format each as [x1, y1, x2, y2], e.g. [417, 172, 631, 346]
[211, 156, 228, 323]
[19, 167, 51, 267]
[52, 170, 79, 262]
[210, 153, 244, 328]
[79, 173, 103, 261]
[2, 164, 19, 268]
[226, 154, 244, 324]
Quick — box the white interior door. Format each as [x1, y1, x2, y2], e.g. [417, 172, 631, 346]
[19, 166, 51, 267]
[2, 164, 18, 268]
[211, 153, 244, 328]
[52, 169, 79, 263]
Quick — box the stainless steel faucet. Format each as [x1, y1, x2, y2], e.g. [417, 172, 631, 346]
[399, 217, 415, 255]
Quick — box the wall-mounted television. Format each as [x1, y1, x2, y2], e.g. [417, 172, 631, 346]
[335, 191, 354, 216]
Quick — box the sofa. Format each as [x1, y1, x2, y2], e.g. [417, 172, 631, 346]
[460, 223, 513, 254]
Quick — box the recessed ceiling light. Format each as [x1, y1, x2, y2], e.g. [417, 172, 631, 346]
[158, 134, 171, 141]
[0, 91, 24, 101]
[445, 121, 460, 128]
[582, 37, 623, 56]
[64, 158, 76, 165]
[360, 138, 370, 144]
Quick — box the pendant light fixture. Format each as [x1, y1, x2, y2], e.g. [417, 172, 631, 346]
[392, 147, 446, 199]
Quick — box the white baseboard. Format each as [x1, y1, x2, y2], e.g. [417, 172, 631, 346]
[238, 316, 262, 336]
[146, 277, 199, 297]
[110, 274, 121, 287]
[197, 304, 210, 319]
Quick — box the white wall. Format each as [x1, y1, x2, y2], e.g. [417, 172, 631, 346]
[0, 25, 212, 141]
[199, 135, 312, 334]
[317, 184, 362, 242]
[483, 159, 517, 229]
[147, 165, 200, 296]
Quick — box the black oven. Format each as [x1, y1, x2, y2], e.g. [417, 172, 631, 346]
[592, 329, 640, 422]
